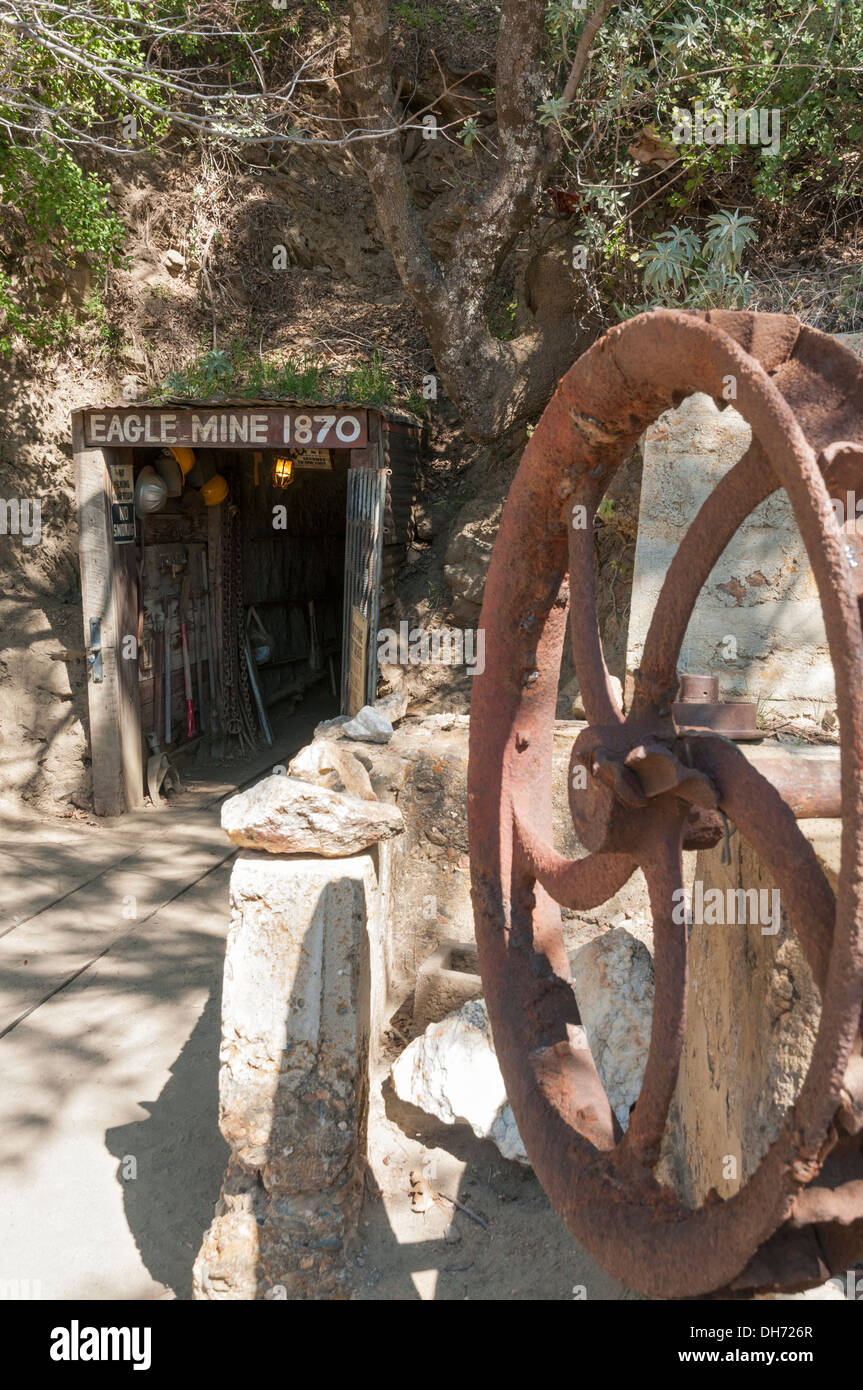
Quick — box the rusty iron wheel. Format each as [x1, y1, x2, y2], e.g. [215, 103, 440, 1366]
[468, 309, 863, 1298]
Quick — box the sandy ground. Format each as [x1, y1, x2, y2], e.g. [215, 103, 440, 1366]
[0, 697, 639, 1302]
[0, 705, 318, 1301]
[350, 1075, 642, 1301]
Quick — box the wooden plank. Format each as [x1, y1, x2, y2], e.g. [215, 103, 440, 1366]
[107, 448, 144, 808]
[348, 606, 368, 716]
[73, 414, 126, 817]
[82, 406, 368, 450]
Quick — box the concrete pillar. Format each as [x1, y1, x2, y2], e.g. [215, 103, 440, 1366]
[194, 851, 385, 1300]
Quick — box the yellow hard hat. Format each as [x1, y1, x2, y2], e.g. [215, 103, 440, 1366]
[169, 446, 196, 476]
[200, 473, 228, 506]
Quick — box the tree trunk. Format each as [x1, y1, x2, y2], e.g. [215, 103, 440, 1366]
[343, 0, 599, 443]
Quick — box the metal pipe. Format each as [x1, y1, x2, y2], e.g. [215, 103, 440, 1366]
[742, 746, 841, 818]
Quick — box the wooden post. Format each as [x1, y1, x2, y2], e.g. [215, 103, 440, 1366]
[72, 415, 144, 814]
[108, 446, 144, 810]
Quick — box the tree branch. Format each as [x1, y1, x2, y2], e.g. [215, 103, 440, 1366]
[343, 0, 444, 311]
[446, 0, 547, 292]
[544, 0, 618, 168]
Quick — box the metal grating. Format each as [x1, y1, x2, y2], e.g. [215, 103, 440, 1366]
[341, 468, 387, 713]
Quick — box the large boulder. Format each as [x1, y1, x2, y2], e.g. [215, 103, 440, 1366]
[342, 705, 393, 744]
[390, 928, 654, 1162]
[374, 690, 409, 725]
[221, 774, 404, 856]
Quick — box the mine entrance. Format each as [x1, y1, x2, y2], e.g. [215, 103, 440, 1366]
[72, 401, 419, 815]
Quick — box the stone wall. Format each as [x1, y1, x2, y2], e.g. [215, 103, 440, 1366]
[626, 332, 862, 721]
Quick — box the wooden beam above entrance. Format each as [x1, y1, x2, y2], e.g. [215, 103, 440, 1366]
[81, 406, 369, 451]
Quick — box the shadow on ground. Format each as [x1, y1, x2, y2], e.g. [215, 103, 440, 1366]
[105, 989, 228, 1300]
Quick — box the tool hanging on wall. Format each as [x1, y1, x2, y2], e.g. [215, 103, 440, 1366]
[200, 549, 223, 761]
[149, 599, 164, 755]
[179, 575, 196, 741]
[194, 595, 206, 733]
[308, 599, 322, 672]
[145, 599, 172, 806]
[246, 606, 273, 666]
[164, 599, 173, 746]
[244, 629, 273, 746]
[222, 495, 259, 756]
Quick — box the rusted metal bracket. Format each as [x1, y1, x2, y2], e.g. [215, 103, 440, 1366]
[468, 309, 863, 1299]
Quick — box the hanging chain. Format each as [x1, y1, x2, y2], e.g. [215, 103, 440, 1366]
[221, 497, 242, 744]
[234, 500, 258, 747]
[220, 484, 259, 754]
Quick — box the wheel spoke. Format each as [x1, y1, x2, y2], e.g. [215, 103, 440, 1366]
[622, 802, 690, 1166]
[567, 481, 624, 727]
[631, 440, 777, 717]
[686, 734, 834, 992]
[515, 810, 636, 910]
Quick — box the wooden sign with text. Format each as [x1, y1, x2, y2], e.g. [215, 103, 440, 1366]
[83, 407, 368, 451]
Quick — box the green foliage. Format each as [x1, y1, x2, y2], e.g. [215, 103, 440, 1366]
[640, 211, 758, 308]
[0, 142, 125, 270]
[394, 2, 446, 30]
[457, 117, 481, 152]
[160, 343, 412, 411]
[0, 0, 162, 352]
[0, 141, 126, 353]
[541, 0, 863, 323]
[5, 1, 169, 145]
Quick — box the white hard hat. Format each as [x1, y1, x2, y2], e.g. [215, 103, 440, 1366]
[135, 465, 168, 516]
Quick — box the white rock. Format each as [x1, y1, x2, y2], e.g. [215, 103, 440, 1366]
[313, 715, 351, 741]
[341, 705, 393, 744]
[756, 1282, 848, 1301]
[418, 713, 470, 732]
[374, 690, 409, 725]
[392, 929, 653, 1165]
[569, 928, 653, 1130]
[288, 739, 377, 802]
[391, 1000, 529, 1165]
[221, 774, 403, 856]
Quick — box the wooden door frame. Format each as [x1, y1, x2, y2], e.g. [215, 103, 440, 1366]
[72, 412, 144, 815]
